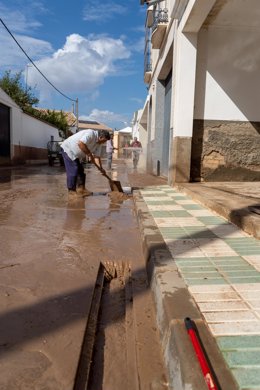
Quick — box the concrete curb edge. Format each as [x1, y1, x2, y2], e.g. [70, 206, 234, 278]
[133, 190, 239, 390]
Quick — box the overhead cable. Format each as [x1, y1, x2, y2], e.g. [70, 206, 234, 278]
[0, 17, 77, 102]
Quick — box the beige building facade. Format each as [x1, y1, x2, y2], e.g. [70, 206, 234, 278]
[139, 0, 260, 183]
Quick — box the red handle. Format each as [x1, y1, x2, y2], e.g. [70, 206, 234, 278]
[185, 318, 219, 390]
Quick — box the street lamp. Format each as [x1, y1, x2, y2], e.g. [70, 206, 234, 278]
[25, 64, 32, 92]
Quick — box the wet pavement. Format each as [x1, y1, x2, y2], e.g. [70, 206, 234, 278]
[0, 161, 166, 390]
[0, 159, 259, 390]
[134, 178, 260, 390]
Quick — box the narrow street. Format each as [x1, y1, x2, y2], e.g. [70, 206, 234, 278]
[0, 160, 168, 390]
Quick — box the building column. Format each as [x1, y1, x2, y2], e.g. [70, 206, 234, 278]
[168, 0, 216, 184]
[153, 79, 166, 176]
[146, 94, 153, 173]
[169, 30, 198, 184]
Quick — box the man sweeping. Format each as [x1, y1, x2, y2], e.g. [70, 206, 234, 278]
[61, 129, 110, 199]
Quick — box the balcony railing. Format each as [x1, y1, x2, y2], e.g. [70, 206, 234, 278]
[144, 29, 152, 84]
[151, 8, 168, 49]
[152, 8, 168, 32]
[144, 54, 152, 83]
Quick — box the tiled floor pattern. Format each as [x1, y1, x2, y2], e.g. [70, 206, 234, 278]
[140, 185, 260, 389]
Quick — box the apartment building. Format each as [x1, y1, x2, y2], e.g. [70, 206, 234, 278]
[139, 0, 260, 183]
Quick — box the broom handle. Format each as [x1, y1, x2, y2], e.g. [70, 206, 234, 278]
[93, 161, 112, 181]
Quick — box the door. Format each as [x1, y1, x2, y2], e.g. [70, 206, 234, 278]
[0, 103, 10, 161]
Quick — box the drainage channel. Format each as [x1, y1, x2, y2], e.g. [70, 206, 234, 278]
[73, 261, 139, 390]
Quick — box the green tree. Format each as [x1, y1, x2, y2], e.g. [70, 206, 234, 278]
[0, 70, 39, 108]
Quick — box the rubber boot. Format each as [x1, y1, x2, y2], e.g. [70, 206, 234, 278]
[76, 185, 93, 197]
[68, 190, 82, 202]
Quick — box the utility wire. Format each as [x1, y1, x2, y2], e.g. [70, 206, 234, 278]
[0, 17, 77, 102]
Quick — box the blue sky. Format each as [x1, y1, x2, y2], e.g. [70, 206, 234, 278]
[0, 0, 147, 129]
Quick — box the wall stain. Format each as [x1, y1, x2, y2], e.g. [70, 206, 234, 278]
[203, 0, 229, 27]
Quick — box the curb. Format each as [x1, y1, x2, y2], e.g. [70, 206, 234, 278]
[175, 183, 260, 240]
[133, 190, 239, 390]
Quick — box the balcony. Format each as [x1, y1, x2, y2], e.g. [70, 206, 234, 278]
[146, 5, 154, 28]
[144, 61, 152, 84]
[151, 8, 168, 49]
[144, 29, 152, 84]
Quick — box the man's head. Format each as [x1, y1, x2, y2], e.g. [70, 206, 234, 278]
[98, 130, 111, 144]
[134, 137, 137, 142]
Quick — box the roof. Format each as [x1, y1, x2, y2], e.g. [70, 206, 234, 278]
[35, 108, 77, 126]
[118, 126, 132, 133]
[34, 110, 112, 131]
[78, 120, 112, 132]
[0, 86, 21, 110]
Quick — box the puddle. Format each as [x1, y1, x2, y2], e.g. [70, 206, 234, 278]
[92, 191, 109, 196]
[93, 187, 132, 197]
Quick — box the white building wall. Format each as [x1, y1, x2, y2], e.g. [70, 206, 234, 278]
[16, 113, 61, 148]
[0, 88, 20, 150]
[0, 88, 18, 109]
[195, 27, 260, 121]
[0, 87, 61, 163]
[10, 106, 22, 150]
[141, 0, 260, 183]
[172, 30, 197, 137]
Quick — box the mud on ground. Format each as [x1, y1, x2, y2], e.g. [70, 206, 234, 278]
[0, 161, 167, 390]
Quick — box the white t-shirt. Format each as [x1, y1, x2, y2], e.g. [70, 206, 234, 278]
[106, 139, 114, 153]
[61, 129, 102, 161]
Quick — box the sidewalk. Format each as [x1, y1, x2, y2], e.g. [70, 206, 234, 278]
[133, 183, 260, 390]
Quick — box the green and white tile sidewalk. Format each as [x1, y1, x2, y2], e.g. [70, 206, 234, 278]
[140, 185, 260, 390]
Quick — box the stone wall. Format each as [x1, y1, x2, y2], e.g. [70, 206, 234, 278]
[191, 120, 260, 181]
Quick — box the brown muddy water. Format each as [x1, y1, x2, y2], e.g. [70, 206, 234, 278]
[0, 162, 167, 390]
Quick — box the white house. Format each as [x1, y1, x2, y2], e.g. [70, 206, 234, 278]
[0, 87, 61, 165]
[140, 0, 260, 182]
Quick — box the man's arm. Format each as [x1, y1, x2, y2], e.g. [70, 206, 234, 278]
[78, 141, 106, 174]
[111, 140, 118, 151]
[94, 156, 104, 170]
[92, 155, 106, 175]
[78, 141, 94, 161]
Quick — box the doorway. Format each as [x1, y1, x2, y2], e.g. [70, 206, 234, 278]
[161, 71, 172, 177]
[0, 103, 10, 162]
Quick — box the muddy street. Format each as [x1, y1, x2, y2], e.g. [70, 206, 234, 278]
[0, 161, 167, 390]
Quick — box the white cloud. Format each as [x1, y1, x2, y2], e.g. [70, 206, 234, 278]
[0, 2, 51, 70]
[83, 1, 127, 22]
[131, 25, 145, 33]
[80, 109, 129, 126]
[130, 97, 144, 105]
[129, 37, 145, 53]
[0, 3, 42, 33]
[27, 33, 131, 99]
[0, 2, 141, 121]
[0, 28, 53, 70]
